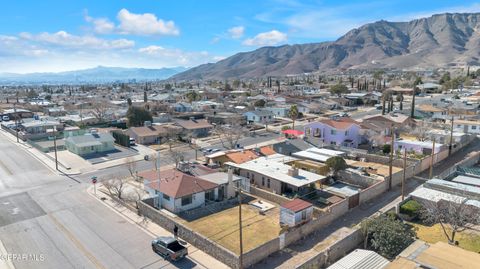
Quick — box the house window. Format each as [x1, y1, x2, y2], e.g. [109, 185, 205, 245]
[345, 130, 348, 136]
[330, 141, 337, 145]
[262, 177, 265, 186]
[267, 178, 270, 188]
[472, 126, 477, 130]
[301, 210, 307, 220]
[163, 194, 170, 201]
[457, 125, 461, 128]
[331, 129, 337, 135]
[181, 195, 192, 206]
[91, 146, 94, 150]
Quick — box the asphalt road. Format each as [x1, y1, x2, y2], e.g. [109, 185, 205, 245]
[0, 133, 205, 269]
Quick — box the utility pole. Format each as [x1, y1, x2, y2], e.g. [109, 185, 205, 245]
[238, 186, 244, 269]
[53, 126, 58, 171]
[14, 103, 19, 143]
[448, 116, 454, 156]
[429, 138, 436, 179]
[388, 125, 395, 191]
[402, 149, 407, 201]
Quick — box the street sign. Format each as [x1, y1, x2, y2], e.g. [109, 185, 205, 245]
[91, 176, 97, 184]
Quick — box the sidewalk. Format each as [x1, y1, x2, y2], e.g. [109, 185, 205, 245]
[86, 185, 229, 269]
[0, 128, 81, 175]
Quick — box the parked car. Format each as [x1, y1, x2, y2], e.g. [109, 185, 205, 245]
[151, 236, 187, 261]
[2, 115, 10, 121]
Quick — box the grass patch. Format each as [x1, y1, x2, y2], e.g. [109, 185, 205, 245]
[184, 206, 282, 254]
[409, 222, 480, 253]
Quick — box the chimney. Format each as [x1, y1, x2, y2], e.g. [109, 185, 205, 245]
[288, 166, 299, 177]
[227, 167, 236, 199]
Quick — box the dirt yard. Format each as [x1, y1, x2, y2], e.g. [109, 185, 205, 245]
[183, 205, 282, 254]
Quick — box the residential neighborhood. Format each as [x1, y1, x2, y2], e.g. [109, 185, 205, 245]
[1, 2, 480, 269]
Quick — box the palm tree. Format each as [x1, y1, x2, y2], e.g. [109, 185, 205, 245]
[288, 105, 299, 130]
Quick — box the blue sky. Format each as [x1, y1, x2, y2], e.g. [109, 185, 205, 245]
[0, 0, 479, 73]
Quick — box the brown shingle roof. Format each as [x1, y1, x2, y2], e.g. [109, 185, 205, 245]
[129, 125, 167, 137]
[139, 169, 218, 198]
[226, 150, 259, 164]
[282, 198, 313, 212]
[259, 146, 276, 156]
[175, 119, 213, 130]
[319, 117, 359, 129]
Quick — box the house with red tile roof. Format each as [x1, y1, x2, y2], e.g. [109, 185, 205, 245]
[304, 117, 361, 148]
[138, 169, 219, 213]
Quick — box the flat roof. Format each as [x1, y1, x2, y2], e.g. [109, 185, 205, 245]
[293, 147, 345, 163]
[198, 172, 242, 185]
[324, 182, 361, 197]
[410, 187, 480, 208]
[395, 139, 444, 148]
[451, 175, 480, 187]
[225, 157, 325, 188]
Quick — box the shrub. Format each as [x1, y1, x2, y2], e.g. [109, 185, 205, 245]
[382, 144, 391, 154]
[400, 200, 423, 218]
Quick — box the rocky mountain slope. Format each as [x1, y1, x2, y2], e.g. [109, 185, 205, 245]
[173, 13, 480, 80]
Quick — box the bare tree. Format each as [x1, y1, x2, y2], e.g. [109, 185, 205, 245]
[125, 157, 138, 181]
[215, 123, 248, 150]
[125, 188, 146, 209]
[167, 149, 185, 169]
[92, 101, 109, 122]
[410, 121, 433, 141]
[102, 176, 130, 200]
[420, 197, 480, 244]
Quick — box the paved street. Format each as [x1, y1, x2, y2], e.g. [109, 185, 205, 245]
[0, 132, 208, 269]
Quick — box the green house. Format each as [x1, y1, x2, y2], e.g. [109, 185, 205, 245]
[65, 133, 115, 156]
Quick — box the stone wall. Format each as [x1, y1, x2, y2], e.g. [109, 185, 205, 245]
[243, 237, 280, 268]
[337, 170, 380, 188]
[138, 199, 240, 268]
[359, 180, 388, 204]
[295, 228, 363, 269]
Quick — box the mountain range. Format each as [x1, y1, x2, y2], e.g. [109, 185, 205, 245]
[173, 12, 480, 80]
[0, 66, 187, 85]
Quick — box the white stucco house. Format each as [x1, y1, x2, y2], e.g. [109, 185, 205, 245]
[139, 169, 219, 213]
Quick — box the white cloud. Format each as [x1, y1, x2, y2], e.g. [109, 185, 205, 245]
[137, 45, 221, 66]
[227, 26, 245, 39]
[19, 31, 134, 49]
[117, 8, 179, 36]
[243, 30, 287, 46]
[85, 14, 115, 34]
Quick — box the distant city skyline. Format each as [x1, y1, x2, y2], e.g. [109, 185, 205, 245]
[1, 0, 479, 73]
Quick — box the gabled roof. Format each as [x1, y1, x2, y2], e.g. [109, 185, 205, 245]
[282, 198, 312, 212]
[139, 169, 218, 198]
[129, 125, 168, 137]
[259, 146, 276, 156]
[317, 117, 359, 129]
[175, 119, 213, 130]
[226, 150, 259, 164]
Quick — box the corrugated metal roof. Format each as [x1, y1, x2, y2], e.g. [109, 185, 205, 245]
[328, 249, 389, 269]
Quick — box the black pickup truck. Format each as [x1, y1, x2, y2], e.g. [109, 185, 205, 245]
[151, 236, 188, 261]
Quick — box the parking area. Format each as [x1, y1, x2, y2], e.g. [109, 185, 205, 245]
[83, 146, 138, 164]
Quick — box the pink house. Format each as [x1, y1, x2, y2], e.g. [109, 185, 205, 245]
[304, 117, 361, 148]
